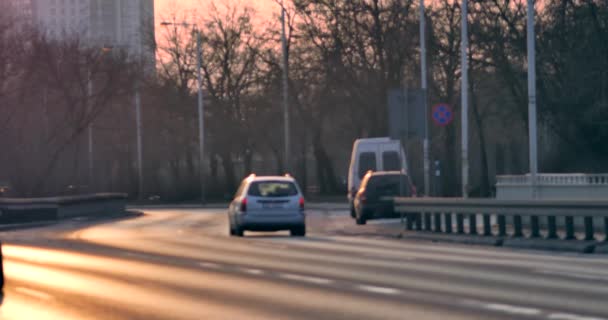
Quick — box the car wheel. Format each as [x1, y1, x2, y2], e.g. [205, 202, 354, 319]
[229, 218, 235, 236]
[290, 225, 306, 237]
[235, 226, 244, 237]
[355, 210, 367, 225]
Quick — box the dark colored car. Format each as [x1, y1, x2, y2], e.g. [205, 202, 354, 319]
[353, 171, 416, 225]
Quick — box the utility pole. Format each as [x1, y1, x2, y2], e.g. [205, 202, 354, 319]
[527, 0, 538, 199]
[420, 0, 430, 197]
[461, 0, 469, 198]
[281, 5, 290, 174]
[196, 30, 206, 203]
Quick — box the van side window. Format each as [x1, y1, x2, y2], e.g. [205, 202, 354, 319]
[382, 151, 401, 171]
[358, 152, 376, 178]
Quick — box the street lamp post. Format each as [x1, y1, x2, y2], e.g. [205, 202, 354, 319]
[280, 5, 290, 174]
[161, 21, 206, 203]
[420, 0, 430, 197]
[527, 0, 538, 199]
[461, 0, 469, 198]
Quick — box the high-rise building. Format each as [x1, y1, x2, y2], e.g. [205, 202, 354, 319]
[9, 0, 155, 65]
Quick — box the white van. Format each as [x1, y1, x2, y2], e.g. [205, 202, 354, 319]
[347, 137, 408, 216]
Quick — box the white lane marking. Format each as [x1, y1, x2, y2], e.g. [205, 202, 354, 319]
[15, 287, 54, 301]
[241, 268, 264, 275]
[199, 262, 221, 269]
[279, 273, 334, 285]
[484, 303, 542, 316]
[356, 284, 401, 295]
[548, 313, 607, 320]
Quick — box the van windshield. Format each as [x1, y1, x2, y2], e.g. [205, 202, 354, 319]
[358, 152, 376, 178]
[382, 151, 401, 171]
[248, 181, 298, 197]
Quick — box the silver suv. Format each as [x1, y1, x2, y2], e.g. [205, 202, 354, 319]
[228, 174, 306, 237]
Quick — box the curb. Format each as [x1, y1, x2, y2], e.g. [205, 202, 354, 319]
[0, 220, 58, 232]
[502, 238, 597, 254]
[590, 242, 608, 254]
[401, 232, 503, 247]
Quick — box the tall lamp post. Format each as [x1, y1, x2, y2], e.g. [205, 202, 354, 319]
[420, 0, 430, 197]
[461, 0, 469, 198]
[280, 4, 290, 174]
[160, 21, 206, 203]
[527, 0, 538, 199]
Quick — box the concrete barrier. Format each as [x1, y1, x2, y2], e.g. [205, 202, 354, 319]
[0, 193, 127, 225]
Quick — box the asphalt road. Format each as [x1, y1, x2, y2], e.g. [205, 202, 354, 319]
[1, 205, 608, 320]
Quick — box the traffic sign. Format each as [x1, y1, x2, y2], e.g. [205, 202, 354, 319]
[432, 103, 453, 126]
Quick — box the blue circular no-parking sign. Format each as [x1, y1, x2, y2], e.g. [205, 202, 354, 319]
[432, 103, 453, 127]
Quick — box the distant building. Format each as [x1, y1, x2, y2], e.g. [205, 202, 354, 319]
[9, 0, 155, 67]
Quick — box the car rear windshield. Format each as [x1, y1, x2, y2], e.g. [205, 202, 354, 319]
[248, 181, 298, 197]
[366, 175, 411, 197]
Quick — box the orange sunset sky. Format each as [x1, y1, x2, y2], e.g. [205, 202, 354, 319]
[155, 0, 277, 23]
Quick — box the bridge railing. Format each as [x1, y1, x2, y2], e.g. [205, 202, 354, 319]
[496, 173, 608, 200]
[393, 197, 608, 242]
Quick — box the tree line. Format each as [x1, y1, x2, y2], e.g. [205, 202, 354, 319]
[1, 0, 606, 199]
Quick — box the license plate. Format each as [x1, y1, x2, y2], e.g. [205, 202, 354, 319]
[262, 203, 284, 209]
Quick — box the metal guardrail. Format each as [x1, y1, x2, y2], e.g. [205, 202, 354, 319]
[393, 198, 608, 241]
[0, 193, 128, 224]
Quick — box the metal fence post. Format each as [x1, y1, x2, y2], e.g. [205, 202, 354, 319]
[434, 213, 442, 232]
[530, 215, 540, 238]
[584, 216, 594, 241]
[415, 213, 423, 231]
[513, 215, 523, 238]
[546, 216, 558, 239]
[445, 213, 453, 234]
[483, 214, 492, 236]
[497, 215, 507, 237]
[565, 216, 575, 240]
[424, 213, 432, 231]
[456, 214, 464, 234]
[469, 214, 477, 235]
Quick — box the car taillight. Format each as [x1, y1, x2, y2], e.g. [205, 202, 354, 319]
[299, 197, 305, 210]
[240, 198, 247, 212]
